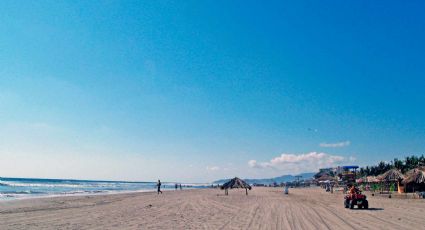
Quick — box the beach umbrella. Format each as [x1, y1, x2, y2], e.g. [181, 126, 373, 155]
[220, 177, 252, 195]
[378, 169, 404, 182]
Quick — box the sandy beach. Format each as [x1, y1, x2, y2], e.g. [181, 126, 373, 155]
[1, 187, 424, 230]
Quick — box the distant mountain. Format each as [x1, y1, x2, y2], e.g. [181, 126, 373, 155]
[213, 172, 315, 185]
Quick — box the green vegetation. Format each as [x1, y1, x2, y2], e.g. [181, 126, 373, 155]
[359, 155, 425, 177]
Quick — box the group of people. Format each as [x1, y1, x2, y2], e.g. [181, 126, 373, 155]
[175, 183, 183, 190]
[323, 182, 334, 193]
[156, 180, 183, 194]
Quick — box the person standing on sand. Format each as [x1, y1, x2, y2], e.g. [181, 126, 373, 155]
[179, 184, 182, 190]
[284, 184, 289, 194]
[157, 180, 163, 194]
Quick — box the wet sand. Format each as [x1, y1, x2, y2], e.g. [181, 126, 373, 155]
[1, 187, 424, 229]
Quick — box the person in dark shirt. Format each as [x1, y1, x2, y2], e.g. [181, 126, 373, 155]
[157, 180, 163, 194]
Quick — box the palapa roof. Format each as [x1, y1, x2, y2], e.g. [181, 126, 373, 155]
[221, 177, 251, 190]
[316, 175, 335, 182]
[378, 169, 404, 182]
[314, 171, 330, 178]
[403, 167, 425, 184]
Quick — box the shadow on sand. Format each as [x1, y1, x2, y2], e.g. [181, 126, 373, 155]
[354, 208, 384, 211]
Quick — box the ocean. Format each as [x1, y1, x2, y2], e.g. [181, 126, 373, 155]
[0, 177, 208, 200]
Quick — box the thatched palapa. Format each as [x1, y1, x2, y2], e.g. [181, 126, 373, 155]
[403, 169, 425, 184]
[221, 177, 252, 195]
[378, 169, 404, 182]
[402, 167, 425, 192]
[316, 175, 335, 182]
[377, 169, 404, 193]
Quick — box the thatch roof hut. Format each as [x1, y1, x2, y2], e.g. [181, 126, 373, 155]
[221, 177, 252, 195]
[378, 169, 404, 182]
[376, 169, 404, 193]
[402, 167, 425, 192]
[314, 171, 330, 179]
[316, 175, 335, 182]
[403, 169, 425, 184]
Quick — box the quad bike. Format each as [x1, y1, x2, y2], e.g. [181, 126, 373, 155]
[344, 192, 369, 209]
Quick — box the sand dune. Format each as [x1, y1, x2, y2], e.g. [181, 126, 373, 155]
[1, 187, 424, 229]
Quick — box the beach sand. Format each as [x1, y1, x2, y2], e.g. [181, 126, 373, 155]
[1, 187, 424, 229]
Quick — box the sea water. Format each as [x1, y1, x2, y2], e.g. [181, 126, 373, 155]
[0, 177, 207, 200]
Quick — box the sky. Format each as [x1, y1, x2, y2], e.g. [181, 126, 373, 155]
[1, 1, 424, 182]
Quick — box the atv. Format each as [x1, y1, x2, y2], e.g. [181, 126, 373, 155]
[344, 192, 369, 209]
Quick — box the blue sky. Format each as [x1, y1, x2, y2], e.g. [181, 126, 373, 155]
[1, 1, 424, 182]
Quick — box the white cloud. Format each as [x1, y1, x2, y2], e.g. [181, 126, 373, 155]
[248, 160, 260, 168]
[248, 152, 354, 173]
[319, 141, 350, 148]
[206, 166, 220, 171]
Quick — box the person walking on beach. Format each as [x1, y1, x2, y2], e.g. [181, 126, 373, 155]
[175, 183, 178, 190]
[284, 184, 289, 194]
[179, 184, 182, 190]
[157, 180, 163, 194]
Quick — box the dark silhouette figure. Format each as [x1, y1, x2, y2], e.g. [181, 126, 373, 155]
[179, 184, 182, 190]
[175, 183, 178, 190]
[157, 180, 163, 194]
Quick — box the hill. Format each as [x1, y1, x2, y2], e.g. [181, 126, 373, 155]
[213, 172, 315, 185]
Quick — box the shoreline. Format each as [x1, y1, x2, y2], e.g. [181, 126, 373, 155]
[0, 177, 208, 202]
[0, 189, 155, 203]
[0, 187, 201, 203]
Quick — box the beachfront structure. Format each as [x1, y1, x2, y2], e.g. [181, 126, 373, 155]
[339, 166, 359, 183]
[366, 176, 380, 183]
[377, 169, 404, 194]
[315, 168, 335, 179]
[402, 167, 425, 193]
[221, 177, 252, 195]
[378, 169, 404, 182]
[314, 166, 359, 188]
[316, 174, 335, 183]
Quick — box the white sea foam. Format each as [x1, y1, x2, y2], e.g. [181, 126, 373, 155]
[0, 178, 209, 201]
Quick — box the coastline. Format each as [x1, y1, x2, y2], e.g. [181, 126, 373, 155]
[0, 187, 202, 203]
[0, 188, 156, 203]
[0, 177, 207, 201]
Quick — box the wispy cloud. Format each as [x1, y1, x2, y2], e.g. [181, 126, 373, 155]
[206, 166, 220, 171]
[319, 141, 350, 148]
[249, 152, 354, 173]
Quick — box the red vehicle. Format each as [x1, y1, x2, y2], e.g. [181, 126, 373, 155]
[344, 192, 369, 209]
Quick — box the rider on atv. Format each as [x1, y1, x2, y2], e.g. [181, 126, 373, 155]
[349, 185, 359, 196]
[345, 184, 368, 209]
